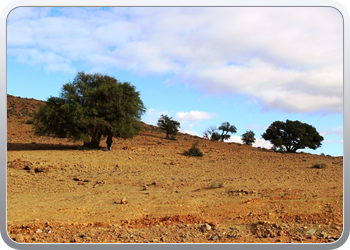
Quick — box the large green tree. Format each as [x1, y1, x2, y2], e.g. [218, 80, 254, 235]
[31, 71, 146, 148]
[157, 114, 181, 139]
[262, 119, 324, 153]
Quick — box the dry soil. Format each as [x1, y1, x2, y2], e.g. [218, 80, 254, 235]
[6, 94, 344, 244]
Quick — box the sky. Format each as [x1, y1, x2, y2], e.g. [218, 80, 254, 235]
[6, 6, 344, 156]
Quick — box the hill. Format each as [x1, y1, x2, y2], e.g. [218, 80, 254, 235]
[6, 95, 343, 243]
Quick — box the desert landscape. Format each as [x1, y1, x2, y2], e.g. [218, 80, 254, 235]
[7, 94, 343, 244]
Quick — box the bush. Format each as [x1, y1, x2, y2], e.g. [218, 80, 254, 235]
[210, 180, 225, 189]
[184, 142, 203, 157]
[25, 119, 34, 124]
[312, 161, 328, 169]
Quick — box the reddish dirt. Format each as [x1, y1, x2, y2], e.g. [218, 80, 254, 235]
[7, 94, 343, 243]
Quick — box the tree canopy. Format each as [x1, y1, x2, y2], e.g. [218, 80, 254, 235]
[203, 122, 237, 142]
[157, 114, 181, 139]
[203, 126, 221, 141]
[31, 71, 146, 148]
[241, 130, 256, 145]
[218, 122, 237, 142]
[262, 119, 324, 153]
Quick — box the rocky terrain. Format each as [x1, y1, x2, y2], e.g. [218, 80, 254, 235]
[7, 94, 343, 244]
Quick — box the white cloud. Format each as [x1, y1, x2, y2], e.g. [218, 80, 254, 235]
[142, 108, 168, 126]
[182, 130, 201, 137]
[174, 111, 217, 122]
[7, 7, 343, 113]
[253, 138, 273, 149]
[226, 136, 243, 144]
[226, 136, 272, 149]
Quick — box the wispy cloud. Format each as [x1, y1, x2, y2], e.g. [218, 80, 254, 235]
[174, 111, 217, 134]
[325, 139, 343, 144]
[321, 126, 343, 137]
[245, 124, 268, 131]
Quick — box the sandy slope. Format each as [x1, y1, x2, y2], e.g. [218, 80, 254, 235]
[6, 95, 343, 243]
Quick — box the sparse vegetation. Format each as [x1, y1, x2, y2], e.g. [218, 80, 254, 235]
[210, 180, 225, 189]
[312, 161, 328, 169]
[7, 94, 343, 244]
[184, 142, 203, 157]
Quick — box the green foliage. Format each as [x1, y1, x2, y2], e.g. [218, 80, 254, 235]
[203, 126, 221, 141]
[31, 71, 146, 148]
[184, 142, 203, 157]
[262, 119, 323, 153]
[218, 122, 237, 142]
[241, 130, 256, 145]
[157, 114, 181, 139]
[203, 122, 237, 142]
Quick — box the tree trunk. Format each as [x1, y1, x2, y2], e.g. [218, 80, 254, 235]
[83, 133, 101, 148]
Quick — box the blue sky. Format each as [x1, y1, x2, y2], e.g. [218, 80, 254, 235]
[6, 7, 343, 156]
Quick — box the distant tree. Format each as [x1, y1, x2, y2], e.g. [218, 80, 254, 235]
[241, 130, 256, 145]
[203, 126, 221, 141]
[157, 114, 181, 139]
[218, 122, 237, 142]
[31, 71, 146, 148]
[203, 122, 237, 142]
[262, 119, 324, 153]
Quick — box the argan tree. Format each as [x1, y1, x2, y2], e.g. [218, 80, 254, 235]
[157, 114, 181, 139]
[241, 130, 256, 145]
[262, 119, 324, 153]
[31, 71, 146, 148]
[218, 122, 237, 142]
[203, 126, 221, 141]
[203, 122, 237, 142]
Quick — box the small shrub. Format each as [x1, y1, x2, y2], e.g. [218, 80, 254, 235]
[320, 153, 325, 156]
[210, 180, 225, 189]
[25, 119, 34, 124]
[312, 161, 328, 169]
[184, 142, 203, 157]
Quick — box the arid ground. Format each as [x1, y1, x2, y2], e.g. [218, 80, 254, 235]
[7, 94, 343, 243]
